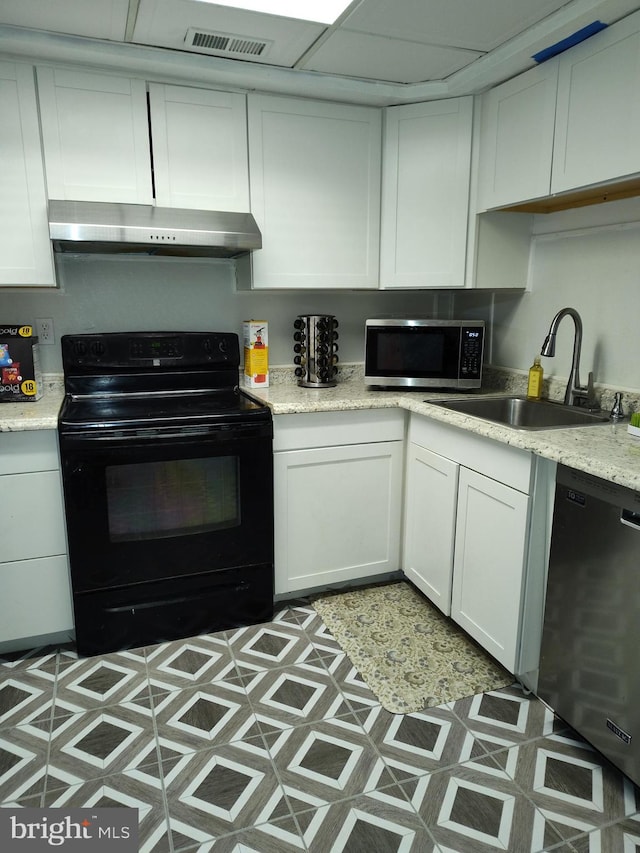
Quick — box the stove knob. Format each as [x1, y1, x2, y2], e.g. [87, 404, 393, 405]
[218, 338, 228, 353]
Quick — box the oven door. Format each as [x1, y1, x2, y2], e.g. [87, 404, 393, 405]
[59, 420, 273, 594]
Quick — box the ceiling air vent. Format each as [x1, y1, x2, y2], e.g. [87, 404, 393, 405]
[185, 27, 272, 59]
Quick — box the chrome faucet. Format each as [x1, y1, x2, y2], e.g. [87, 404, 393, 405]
[541, 307, 595, 407]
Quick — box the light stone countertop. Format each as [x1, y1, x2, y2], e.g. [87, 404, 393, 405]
[246, 377, 640, 493]
[3, 371, 640, 493]
[0, 376, 65, 432]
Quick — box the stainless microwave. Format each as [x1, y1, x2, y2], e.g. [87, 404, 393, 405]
[364, 318, 485, 389]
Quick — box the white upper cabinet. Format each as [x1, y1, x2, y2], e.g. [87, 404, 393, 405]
[148, 84, 249, 211]
[37, 66, 153, 203]
[0, 61, 55, 287]
[380, 98, 472, 288]
[477, 62, 558, 211]
[552, 11, 640, 194]
[246, 94, 381, 289]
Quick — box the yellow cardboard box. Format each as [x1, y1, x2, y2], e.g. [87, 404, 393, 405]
[243, 321, 268, 388]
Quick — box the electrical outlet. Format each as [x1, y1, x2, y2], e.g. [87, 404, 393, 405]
[35, 318, 55, 346]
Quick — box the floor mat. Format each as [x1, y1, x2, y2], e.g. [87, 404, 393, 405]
[312, 581, 514, 714]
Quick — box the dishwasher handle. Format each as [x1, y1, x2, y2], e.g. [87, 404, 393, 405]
[621, 508, 640, 530]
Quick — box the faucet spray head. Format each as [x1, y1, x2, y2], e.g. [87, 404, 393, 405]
[541, 333, 556, 357]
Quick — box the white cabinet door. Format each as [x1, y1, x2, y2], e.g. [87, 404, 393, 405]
[247, 94, 381, 289]
[451, 467, 529, 672]
[37, 66, 153, 203]
[0, 61, 55, 287]
[274, 441, 403, 594]
[477, 62, 558, 211]
[552, 12, 640, 194]
[380, 98, 472, 288]
[403, 443, 458, 615]
[149, 84, 250, 211]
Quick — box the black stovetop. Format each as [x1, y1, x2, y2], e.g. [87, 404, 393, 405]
[58, 331, 270, 433]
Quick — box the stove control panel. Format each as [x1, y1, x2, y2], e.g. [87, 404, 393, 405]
[129, 337, 183, 360]
[62, 332, 240, 370]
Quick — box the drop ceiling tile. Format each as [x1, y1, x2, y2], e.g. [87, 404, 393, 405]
[0, 0, 129, 41]
[301, 30, 481, 84]
[342, 0, 573, 52]
[133, 0, 325, 67]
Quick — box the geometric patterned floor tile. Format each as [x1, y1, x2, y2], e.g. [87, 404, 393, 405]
[2, 598, 639, 853]
[0, 647, 59, 680]
[53, 654, 149, 713]
[268, 716, 388, 806]
[366, 703, 495, 779]
[499, 730, 640, 840]
[227, 622, 321, 672]
[46, 703, 157, 785]
[406, 759, 567, 853]
[451, 684, 562, 746]
[245, 665, 347, 727]
[145, 635, 237, 691]
[41, 769, 170, 853]
[172, 815, 307, 852]
[163, 740, 286, 841]
[303, 790, 438, 852]
[152, 680, 257, 754]
[0, 672, 56, 730]
[0, 726, 49, 803]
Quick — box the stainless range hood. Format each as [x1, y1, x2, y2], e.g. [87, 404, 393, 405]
[48, 200, 262, 258]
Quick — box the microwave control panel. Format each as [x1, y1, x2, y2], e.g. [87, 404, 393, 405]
[460, 327, 484, 378]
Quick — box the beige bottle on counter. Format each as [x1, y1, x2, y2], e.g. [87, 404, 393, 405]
[527, 355, 543, 400]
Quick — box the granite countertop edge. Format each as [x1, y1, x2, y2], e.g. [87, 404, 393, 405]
[3, 373, 639, 492]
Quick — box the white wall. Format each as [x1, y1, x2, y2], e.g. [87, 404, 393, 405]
[3, 195, 640, 390]
[0, 253, 453, 373]
[471, 197, 640, 391]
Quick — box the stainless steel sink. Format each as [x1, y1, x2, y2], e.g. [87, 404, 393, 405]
[430, 395, 610, 430]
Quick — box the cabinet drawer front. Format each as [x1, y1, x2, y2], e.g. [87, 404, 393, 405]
[409, 414, 531, 493]
[274, 409, 405, 451]
[0, 430, 59, 475]
[0, 555, 72, 642]
[2, 469, 67, 562]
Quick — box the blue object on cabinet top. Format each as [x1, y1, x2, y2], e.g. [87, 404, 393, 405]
[532, 20, 608, 63]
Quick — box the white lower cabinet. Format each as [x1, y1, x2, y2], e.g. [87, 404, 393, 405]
[403, 443, 458, 614]
[273, 410, 404, 595]
[403, 415, 534, 672]
[0, 431, 73, 647]
[451, 467, 529, 668]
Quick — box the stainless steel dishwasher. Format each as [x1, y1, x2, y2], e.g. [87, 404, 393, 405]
[538, 463, 640, 786]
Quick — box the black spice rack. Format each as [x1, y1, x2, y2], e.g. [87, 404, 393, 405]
[293, 314, 339, 388]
